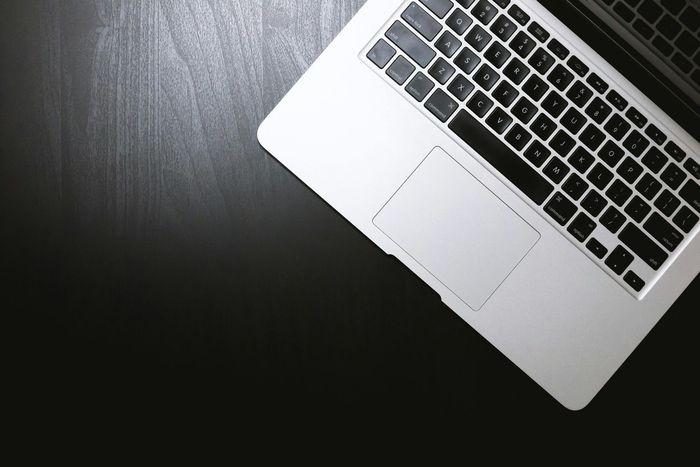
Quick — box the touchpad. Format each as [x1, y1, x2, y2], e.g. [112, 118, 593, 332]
[374, 147, 540, 311]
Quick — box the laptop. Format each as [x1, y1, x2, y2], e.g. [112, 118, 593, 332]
[258, 0, 700, 409]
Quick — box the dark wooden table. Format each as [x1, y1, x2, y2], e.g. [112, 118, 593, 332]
[2, 0, 698, 429]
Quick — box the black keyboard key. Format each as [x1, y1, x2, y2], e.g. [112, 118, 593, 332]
[664, 141, 686, 162]
[509, 31, 536, 58]
[569, 146, 595, 173]
[545, 192, 578, 225]
[547, 39, 570, 61]
[567, 56, 589, 77]
[387, 56, 416, 85]
[679, 179, 700, 213]
[406, 72, 436, 102]
[607, 179, 633, 207]
[586, 73, 609, 94]
[585, 97, 612, 124]
[623, 130, 650, 157]
[587, 238, 608, 259]
[425, 88, 459, 122]
[567, 81, 594, 108]
[679, 6, 700, 32]
[503, 57, 530, 84]
[525, 140, 551, 167]
[492, 81, 519, 106]
[625, 195, 652, 223]
[602, 206, 626, 234]
[466, 24, 492, 51]
[454, 48, 481, 74]
[660, 163, 687, 190]
[626, 107, 648, 128]
[606, 91, 628, 112]
[652, 35, 674, 56]
[636, 173, 663, 200]
[582, 189, 608, 217]
[639, 0, 663, 23]
[528, 22, 550, 43]
[548, 65, 575, 92]
[531, 113, 557, 140]
[624, 271, 645, 292]
[467, 90, 494, 116]
[429, 57, 456, 84]
[456, 0, 477, 6]
[529, 48, 555, 74]
[588, 163, 614, 190]
[473, 63, 500, 90]
[671, 52, 692, 73]
[685, 159, 700, 179]
[657, 14, 682, 40]
[641, 147, 669, 174]
[436, 31, 462, 58]
[446, 8, 473, 35]
[644, 212, 683, 252]
[612, 2, 635, 23]
[505, 123, 533, 150]
[490, 15, 517, 41]
[604, 114, 631, 141]
[674, 206, 700, 233]
[419, 0, 454, 18]
[449, 110, 554, 204]
[486, 106, 513, 134]
[617, 157, 644, 183]
[605, 245, 634, 276]
[561, 108, 587, 135]
[676, 31, 700, 57]
[367, 39, 396, 68]
[472, 0, 498, 25]
[511, 97, 538, 123]
[563, 173, 589, 200]
[644, 124, 667, 146]
[544, 156, 570, 184]
[599, 140, 625, 167]
[633, 18, 654, 40]
[507, 5, 530, 25]
[448, 74, 475, 101]
[655, 189, 681, 217]
[386, 22, 436, 68]
[580, 124, 607, 151]
[522, 75, 549, 101]
[541, 92, 568, 120]
[403, 2, 444, 41]
[493, 0, 511, 7]
[549, 130, 576, 157]
[568, 212, 597, 242]
[484, 42, 511, 68]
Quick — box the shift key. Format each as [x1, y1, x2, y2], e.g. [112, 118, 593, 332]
[644, 213, 683, 252]
[619, 223, 668, 270]
[386, 21, 436, 68]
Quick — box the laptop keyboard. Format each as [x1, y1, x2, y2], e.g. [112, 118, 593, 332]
[593, 0, 700, 90]
[364, 0, 700, 297]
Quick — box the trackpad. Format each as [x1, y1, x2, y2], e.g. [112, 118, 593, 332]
[374, 147, 540, 311]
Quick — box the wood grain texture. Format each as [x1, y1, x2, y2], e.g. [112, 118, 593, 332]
[1, 0, 698, 427]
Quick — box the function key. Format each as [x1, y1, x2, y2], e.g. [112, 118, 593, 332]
[528, 22, 550, 43]
[679, 6, 700, 33]
[586, 72, 609, 94]
[419, 0, 454, 18]
[625, 107, 648, 128]
[639, 0, 663, 23]
[586, 238, 609, 259]
[493, 0, 511, 7]
[472, 0, 499, 25]
[491, 15, 517, 41]
[605, 245, 634, 276]
[623, 271, 645, 292]
[402, 2, 444, 41]
[633, 18, 654, 39]
[606, 90, 628, 111]
[567, 56, 589, 77]
[446, 9, 473, 35]
[657, 14, 682, 40]
[547, 38, 570, 60]
[644, 124, 667, 145]
[664, 141, 686, 162]
[508, 4, 530, 26]
[673, 206, 699, 233]
[685, 159, 700, 179]
[367, 39, 396, 68]
[456, 0, 477, 6]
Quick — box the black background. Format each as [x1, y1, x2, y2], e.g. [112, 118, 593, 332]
[2, 0, 698, 435]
